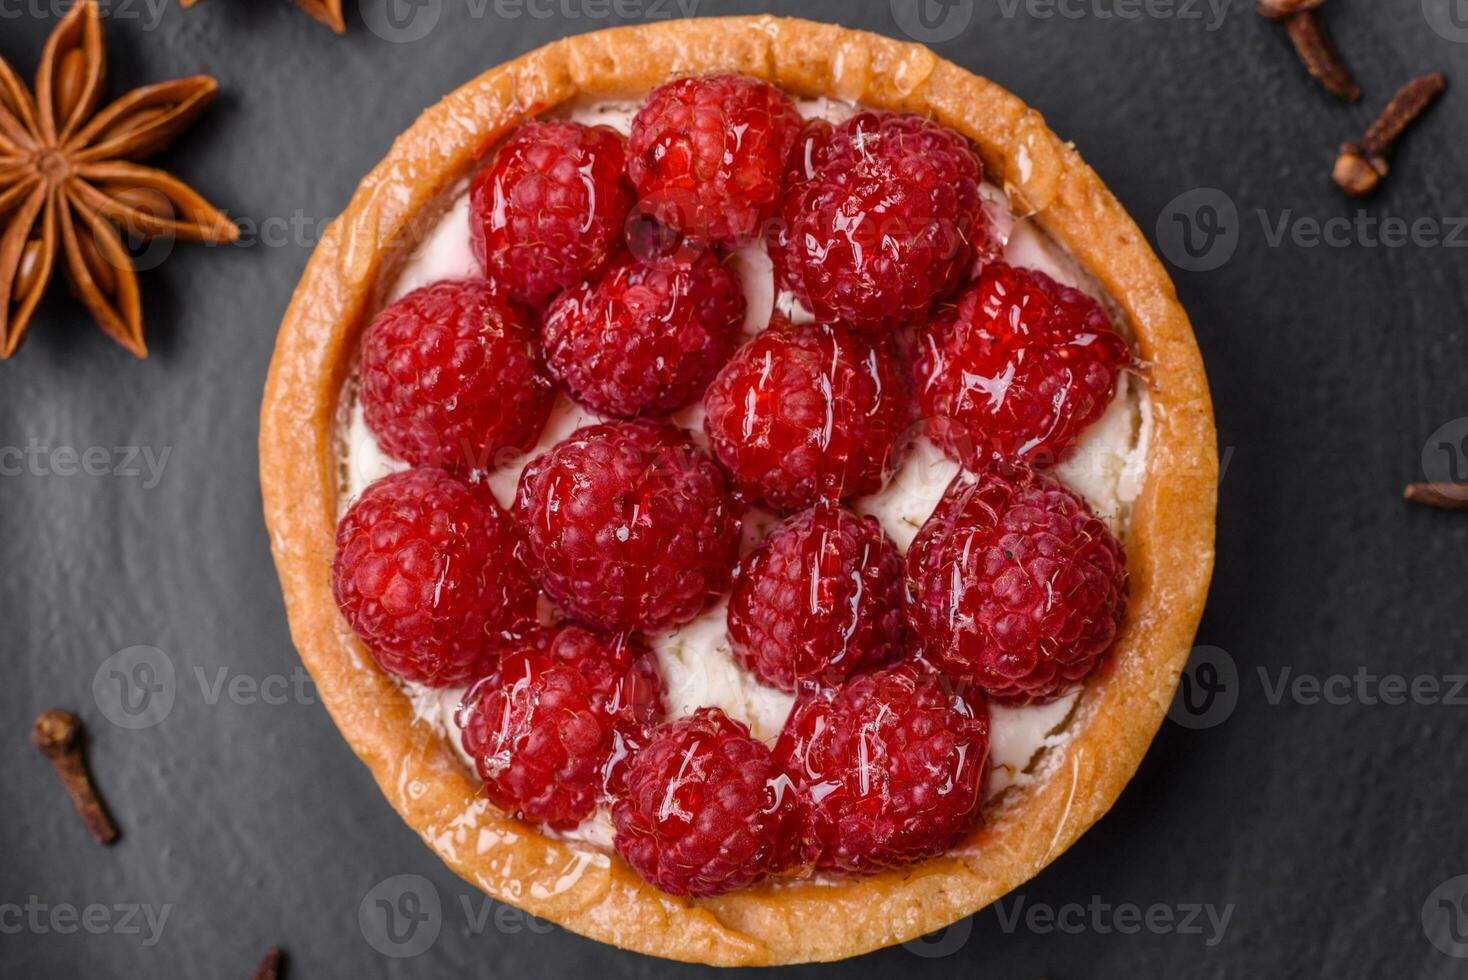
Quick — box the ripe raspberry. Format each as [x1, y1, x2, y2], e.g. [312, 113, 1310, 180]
[360, 279, 555, 474]
[331, 469, 537, 687]
[773, 662, 989, 873]
[915, 262, 1131, 467]
[729, 505, 906, 692]
[627, 73, 803, 244]
[613, 707, 793, 896]
[469, 121, 633, 308]
[542, 249, 745, 418]
[906, 464, 1127, 704]
[514, 420, 740, 633]
[703, 318, 909, 512]
[776, 112, 987, 329]
[457, 625, 665, 829]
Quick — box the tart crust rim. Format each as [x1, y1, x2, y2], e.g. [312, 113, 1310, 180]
[259, 14, 1217, 967]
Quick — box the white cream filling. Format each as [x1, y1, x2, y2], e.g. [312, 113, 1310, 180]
[341, 98, 1151, 845]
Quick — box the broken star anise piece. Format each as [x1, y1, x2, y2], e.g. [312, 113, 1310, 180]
[178, 0, 347, 34]
[0, 0, 240, 359]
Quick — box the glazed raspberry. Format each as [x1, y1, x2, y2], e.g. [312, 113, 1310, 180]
[457, 625, 665, 829]
[360, 279, 555, 474]
[514, 420, 740, 633]
[703, 319, 909, 512]
[729, 505, 906, 692]
[773, 662, 989, 873]
[542, 250, 745, 418]
[331, 468, 537, 687]
[906, 464, 1127, 704]
[470, 121, 633, 308]
[776, 112, 987, 329]
[915, 262, 1131, 467]
[613, 708, 793, 896]
[627, 74, 803, 244]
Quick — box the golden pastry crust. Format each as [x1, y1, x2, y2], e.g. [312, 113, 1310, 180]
[259, 15, 1217, 966]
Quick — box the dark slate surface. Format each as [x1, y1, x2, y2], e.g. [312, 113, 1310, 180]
[4, 0, 1468, 977]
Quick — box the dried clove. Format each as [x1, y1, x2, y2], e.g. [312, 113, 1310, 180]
[252, 948, 284, 980]
[31, 709, 119, 845]
[1335, 73, 1448, 197]
[1257, 0, 1326, 18]
[1258, 0, 1360, 102]
[1404, 482, 1468, 511]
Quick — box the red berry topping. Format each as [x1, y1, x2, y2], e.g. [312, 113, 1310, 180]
[906, 464, 1127, 705]
[458, 625, 665, 829]
[469, 121, 633, 308]
[773, 662, 989, 873]
[613, 707, 793, 896]
[703, 318, 909, 512]
[915, 262, 1131, 467]
[331, 468, 537, 687]
[514, 420, 741, 633]
[361, 279, 555, 474]
[627, 73, 803, 244]
[542, 249, 745, 418]
[729, 505, 906, 692]
[776, 112, 987, 329]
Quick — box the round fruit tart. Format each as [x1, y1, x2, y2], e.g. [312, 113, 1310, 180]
[260, 16, 1216, 966]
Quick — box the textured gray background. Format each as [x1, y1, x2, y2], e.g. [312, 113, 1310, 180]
[4, 0, 1468, 976]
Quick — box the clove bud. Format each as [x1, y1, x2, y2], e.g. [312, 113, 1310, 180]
[1258, 0, 1360, 102]
[1335, 73, 1447, 197]
[31, 709, 119, 845]
[1404, 482, 1468, 511]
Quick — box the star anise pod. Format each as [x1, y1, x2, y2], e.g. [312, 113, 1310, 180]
[0, 0, 240, 359]
[178, 0, 347, 34]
